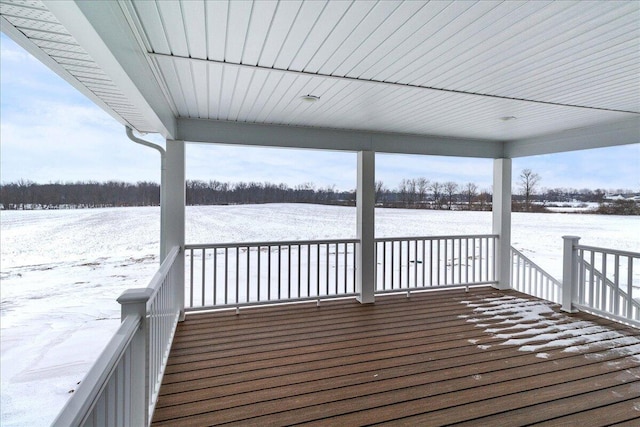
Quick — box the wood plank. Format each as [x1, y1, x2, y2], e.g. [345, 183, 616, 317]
[151, 289, 640, 426]
[452, 382, 640, 425]
[532, 398, 640, 426]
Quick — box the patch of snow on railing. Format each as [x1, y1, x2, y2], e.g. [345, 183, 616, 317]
[459, 295, 640, 358]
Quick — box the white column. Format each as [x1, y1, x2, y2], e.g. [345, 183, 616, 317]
[165, 139, 185, 318]
[562, 235, 580, 313]
[357, 150, 375, 304]
[492, 158, 512, 290]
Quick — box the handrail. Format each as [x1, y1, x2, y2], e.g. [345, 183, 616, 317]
[375, 233, 498, 243]
[52, 315, 141, 426]
[186, 238, 359, 249]
[52, 245, 183, 427]
[146, 245, 180, 303]
[576, 244, 639, 259]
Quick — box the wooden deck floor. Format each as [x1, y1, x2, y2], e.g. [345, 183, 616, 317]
[152, 288, 640, 426]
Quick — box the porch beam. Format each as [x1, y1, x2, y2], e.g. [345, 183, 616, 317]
[165, 140, 185, 318]
[177, 118, 503, 158]
[505, 117, 639, 158]
[357, 151, 376, 304]
[492, 158, 512, 290]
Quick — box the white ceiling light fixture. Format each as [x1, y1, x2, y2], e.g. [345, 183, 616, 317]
[500, 116, 517, 121]
[300, 95, 320, 103]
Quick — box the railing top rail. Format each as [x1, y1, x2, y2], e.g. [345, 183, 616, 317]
[146, 245, 181, 303]
[185, 238, 360, 249]
[52, 314, 141, 427]
[575, 244, 640, 258]
[375, 234, 498, 243]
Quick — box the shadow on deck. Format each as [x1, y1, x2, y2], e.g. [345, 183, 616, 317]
[152, 287, 640, 426]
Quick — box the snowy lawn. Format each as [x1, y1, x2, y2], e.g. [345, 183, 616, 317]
[1, 204, 638, 426]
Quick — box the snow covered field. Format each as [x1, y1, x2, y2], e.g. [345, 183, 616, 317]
[1, 204, 638, 426]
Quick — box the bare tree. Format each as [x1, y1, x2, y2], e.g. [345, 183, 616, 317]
[398, 179, 409, 207]
[430, 181, 442, 209]
[464, 182, 478, 210]
[519, 169, 541, 211]
[443, 181, 458, 210]
[407, 179, 417, 206]
[416, 177, 429, 205]
[375, 180, 386, 204]
[477, 190, 491, 210]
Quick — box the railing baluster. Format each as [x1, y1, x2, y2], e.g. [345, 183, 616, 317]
[443, 238, 447, 285]
[213, 249, 217, 305]
[225, 248, 229, 305]
[267, 245, 272, 300]
[298, 244, 302, 297]
[352, 243, 357, 293]
[613, 254, 620, 316]
[485, 237, 490, 282]
[288, 244, 292, 299]
[589, 250, 595, 306]
[434, 239, 440, 285]
[235, 247, 240, 304]
[189, 248, 194, 308]
[457, 237, 462, 284]
[343, 243, 348, 294]
[278, 245, 282, 300]
[627, 256, 634, 318]
[601, 252, 607, 311]
[382, 241, 386, 290]
[246, 246, 250, 303]
[398, 240, 403, 289]
[335, 243, 339, 294]
[429, 239, 433, 286]
[422, 239, 426, 287]
[391, 241, 395, 289]
[201, 248, 205, 306]
[257, 246, 261, 302]
[307, 243, 311, 297]
[326, 243, 330, 295]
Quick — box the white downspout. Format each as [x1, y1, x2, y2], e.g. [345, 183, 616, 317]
[125, 126, 168, 262]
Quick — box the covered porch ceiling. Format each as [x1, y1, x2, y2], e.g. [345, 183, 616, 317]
[1, 0, 638, 158]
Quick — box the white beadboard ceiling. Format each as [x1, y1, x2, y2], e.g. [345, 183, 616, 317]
[1, 0, 639, 156]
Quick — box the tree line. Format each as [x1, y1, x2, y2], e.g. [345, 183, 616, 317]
[0, 180, 160, 209]
[0, 172, 637, 215]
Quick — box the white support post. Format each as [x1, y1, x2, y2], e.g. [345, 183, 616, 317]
[357, 150, 375, 304]
[165, 140, 185, 319]
[117, 287, 154, 427]
[492, 158, 512, 290]
[562, 236, 580, 313]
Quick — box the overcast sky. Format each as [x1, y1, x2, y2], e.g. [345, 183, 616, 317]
[1, 34, 639, 193]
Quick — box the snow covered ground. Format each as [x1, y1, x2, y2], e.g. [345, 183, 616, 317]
[1, 204, 638, 426]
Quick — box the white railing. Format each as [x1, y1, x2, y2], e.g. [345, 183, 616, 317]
[374, 234, 498, 294]
[53, 246, 182, 427]
[185, 239, 358, 310]
[510, 247, 561, 304]
[564, 237, 640, 326]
